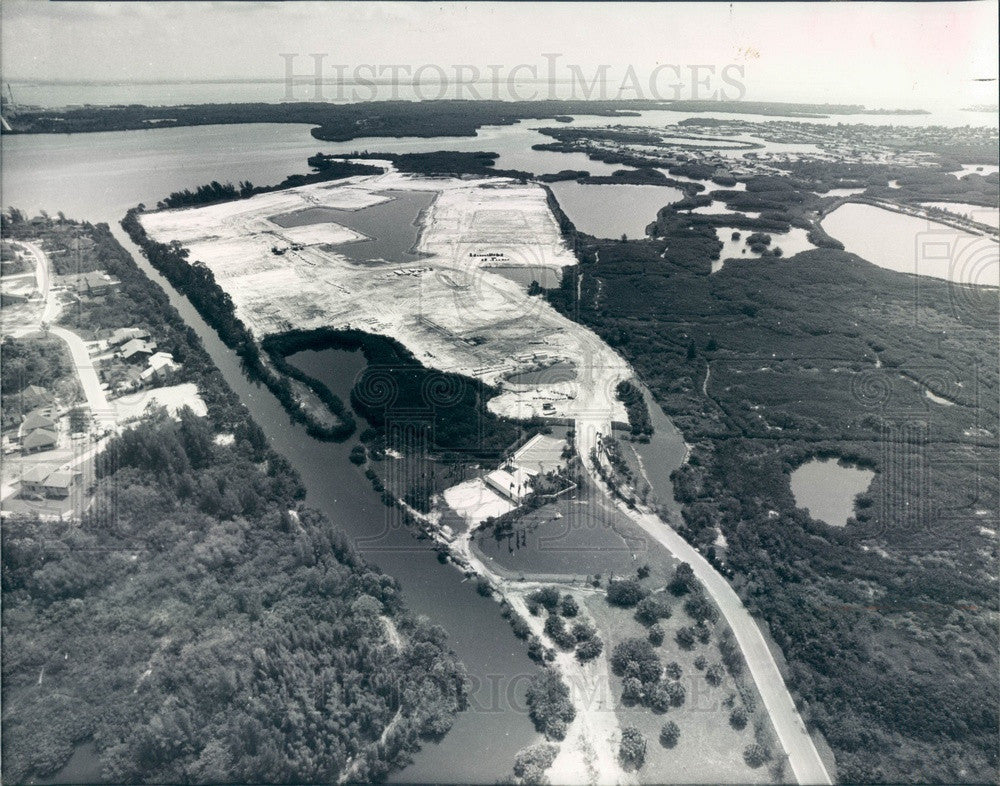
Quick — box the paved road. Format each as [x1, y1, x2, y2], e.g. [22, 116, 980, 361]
[12, 242, 116, 429]
[575, 415, 833, 786]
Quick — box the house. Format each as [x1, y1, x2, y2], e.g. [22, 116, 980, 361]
[19, 408, 57, 437]
[22, 428, 58, 453]
[73, 271, 120, 297]
[19, 465, 80, 499]
[139, 351, 180, 383]
[22, 384, 51, 401]
[485, 466, 537, 503]
[119, 338, 156, 363]
[19, 465, 52, 496]
[108, 327, 151, 347]
[41, 470, 80, 499]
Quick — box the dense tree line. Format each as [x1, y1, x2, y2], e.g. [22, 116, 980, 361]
[1, 218, 468, 783]
[541, 207, 999, 781]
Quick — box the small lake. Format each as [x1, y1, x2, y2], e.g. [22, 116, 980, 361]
[547, 181, 685, 238]
[629, 384, 689, 515]
[270, 189, 435, 264]
[712, 226, 818, 272]
[822, 202, 1000, 286]
[488, 265, 562, 289]
[507, 360, 577, 385]
[790, 458, 875, 527]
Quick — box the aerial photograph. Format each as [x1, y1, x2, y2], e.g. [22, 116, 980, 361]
[0, 2, 997, 784]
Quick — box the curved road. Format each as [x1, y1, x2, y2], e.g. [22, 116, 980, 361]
[575, 415, 833, 785]
[15, 242, 116, 429]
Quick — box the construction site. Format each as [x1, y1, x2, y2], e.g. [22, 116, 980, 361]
[139, 169, 632, 428]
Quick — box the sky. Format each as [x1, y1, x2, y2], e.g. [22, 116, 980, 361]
[2, 1, 997, 110]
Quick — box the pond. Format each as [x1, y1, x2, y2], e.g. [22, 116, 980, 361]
[488, 265, 562, 289]
[547, 181, 685, 239]
[822, 202, 1000, 286]
[789, 458, 875, 527]
[507, 360, 577, 385]
[712, 226, 818, 272]
[270, 189, 435, 264]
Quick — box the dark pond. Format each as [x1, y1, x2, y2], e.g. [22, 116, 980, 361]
[270, 189, 435, 265]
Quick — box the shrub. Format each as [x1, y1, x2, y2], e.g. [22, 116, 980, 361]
[648, 623, 665, 646]
[694, 655, 708, 670]
[743, 743, 772, 768]
[705, 664, 725, 687]
[729, 705, 749, 730]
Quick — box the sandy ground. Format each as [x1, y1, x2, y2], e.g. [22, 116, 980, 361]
[441, 478, 514, 529]
[140, 171, 629, 426]
[111, 383, 208, 422]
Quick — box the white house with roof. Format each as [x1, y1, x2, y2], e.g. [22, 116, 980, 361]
[139, 352, 180, 383]
[485, 466, 537, 503]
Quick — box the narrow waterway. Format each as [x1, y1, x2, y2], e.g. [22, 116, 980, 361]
[3, 126, 543, 783]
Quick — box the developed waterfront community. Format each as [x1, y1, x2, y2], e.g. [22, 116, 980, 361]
[1, 3, 998, 785]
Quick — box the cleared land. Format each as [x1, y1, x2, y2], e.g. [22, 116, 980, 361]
[140, 171, 630, 426]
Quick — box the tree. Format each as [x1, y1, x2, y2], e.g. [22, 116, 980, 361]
[649, 684, 672, 713]
[664, 661, 682, 681]
[666, 681, 686, 707]
[729, 705, 749, 730]
[648, 623, 665, 646]
[572, 620, 596, 642]
[684, 592, 718, 624]
[526, 670, 575, 740]
[635, 593, 671, 625]
[528, 586, 561, 612]
[606, 579, 647, 608]
[694, 655, 708, 671]
[576, 636, 604, 663]
[744, 743, 772, 768]
[610, 638, 661, 684]
[512, 742, 558, 785]
[659, 721, 681, 748]
[527, 280, 543, 296]
[637, 564, 651, 579]
[675, 626, 696, 649]
[618, 726, 646, 770]
[669, 563, 695, 596]
[560, 594, 579, 617]
[705, 664, 725, 687]
[621, 677, 644, 705]
[686, 339, 697, 361]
